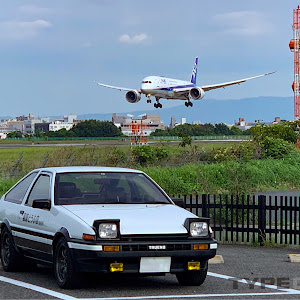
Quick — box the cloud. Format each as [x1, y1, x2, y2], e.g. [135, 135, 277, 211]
[119, 33, 148, 44]
[0, 20, 52, 41]
[213, 11, 273, 36]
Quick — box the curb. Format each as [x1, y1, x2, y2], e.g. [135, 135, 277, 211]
[209, 255, 224, 264]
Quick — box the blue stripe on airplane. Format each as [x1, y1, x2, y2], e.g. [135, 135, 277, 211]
[155, 84, 195, 91]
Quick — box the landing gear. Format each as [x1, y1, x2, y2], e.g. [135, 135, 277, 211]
[147, 99, 152, 103]
[154, 97, 162, 108]
[185, 101, 193, 107]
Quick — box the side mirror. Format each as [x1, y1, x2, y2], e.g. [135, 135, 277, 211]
[172, 198, 184, 208]
[32, 199, 51, 210]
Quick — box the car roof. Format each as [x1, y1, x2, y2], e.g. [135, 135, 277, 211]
[32, 166, 144, 174]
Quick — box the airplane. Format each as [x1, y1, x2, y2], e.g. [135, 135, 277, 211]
[95, 57, 275, 108]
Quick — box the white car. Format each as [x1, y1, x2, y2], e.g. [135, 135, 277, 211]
[0, 166, 217, 288]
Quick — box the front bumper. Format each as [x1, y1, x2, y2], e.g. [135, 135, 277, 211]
[68, 239, 217, 273]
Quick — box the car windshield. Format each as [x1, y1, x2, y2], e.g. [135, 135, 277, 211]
[54, 172, 171, 205]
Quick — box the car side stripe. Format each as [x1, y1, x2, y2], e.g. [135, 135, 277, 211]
[11, 226, 54, 240]
[12, 230, 52, 245]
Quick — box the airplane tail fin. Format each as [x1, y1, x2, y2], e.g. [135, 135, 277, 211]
[190, 57, 198, 84]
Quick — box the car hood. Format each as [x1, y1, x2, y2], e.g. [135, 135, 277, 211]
[62, 204, 197, 235]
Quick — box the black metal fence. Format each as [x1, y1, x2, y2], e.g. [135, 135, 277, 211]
[180, 194, 300, 246]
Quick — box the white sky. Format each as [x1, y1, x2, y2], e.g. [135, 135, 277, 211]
[0, 0, 298, 116]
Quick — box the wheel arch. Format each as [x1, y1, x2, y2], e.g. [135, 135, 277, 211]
[52, 227, 71, 256]
[0, 219, 12, 238]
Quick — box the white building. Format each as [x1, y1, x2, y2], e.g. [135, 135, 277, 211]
[49, 120, 75, 132]
[0, 132, 7, 139]
[112, 113, 164, 136]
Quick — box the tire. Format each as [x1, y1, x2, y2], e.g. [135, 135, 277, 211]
[176, 267, 208, 286]
[0, 227, 23, 272]
[54, 237, 81, 289]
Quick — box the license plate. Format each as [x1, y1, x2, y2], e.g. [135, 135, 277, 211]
[139, 257, 171, 273]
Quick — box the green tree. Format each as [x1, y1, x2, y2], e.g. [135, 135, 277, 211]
[7, 131, 22, 138]
[214, 123, 232, 135]
[70, 120, 123, 137]
[229, 126, 243, 136]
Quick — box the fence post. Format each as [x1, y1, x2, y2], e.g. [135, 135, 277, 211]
[202, 194, 208, 217]
[10, 154, 23, 177]
[258, 195, 266, 246]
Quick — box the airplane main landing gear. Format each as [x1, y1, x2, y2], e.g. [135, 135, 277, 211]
[185, 101, 193, 107]
[154, 97, 162, 108]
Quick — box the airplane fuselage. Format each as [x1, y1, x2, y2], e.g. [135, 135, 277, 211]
[140, 76, 195, 100]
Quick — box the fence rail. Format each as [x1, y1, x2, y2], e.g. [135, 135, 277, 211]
[180, 194, 300, 246]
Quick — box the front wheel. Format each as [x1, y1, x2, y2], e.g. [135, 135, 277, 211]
[176, 267, 208, 286]
[0, 227, 23, 272]
[54, 238, 80, 289]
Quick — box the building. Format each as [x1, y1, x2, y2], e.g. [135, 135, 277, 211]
[112, 113, 164, 136]
[234, 117, 285, 130]
[49, 120, 75, 132]
[170, 116, 176, 128]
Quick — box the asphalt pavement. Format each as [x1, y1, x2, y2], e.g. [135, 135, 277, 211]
[0, 244, 300, 300]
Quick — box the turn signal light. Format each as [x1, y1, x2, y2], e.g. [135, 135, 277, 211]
[188, 261, 200, 271]
[82, 234, 95, 241]
[110, 263, 123, 272]
[193, 244, 209, 250]
[103, 245, 120, 252]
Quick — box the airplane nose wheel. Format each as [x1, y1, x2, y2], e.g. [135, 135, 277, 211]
[147, 99, 152, 103]
[185, 101, 193, 107]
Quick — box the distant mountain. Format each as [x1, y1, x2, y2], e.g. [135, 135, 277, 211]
[76, 96, 294, 125]
[0, 116, 13, 120]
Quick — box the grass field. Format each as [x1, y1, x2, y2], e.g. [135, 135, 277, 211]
[0, 140, 298, 197]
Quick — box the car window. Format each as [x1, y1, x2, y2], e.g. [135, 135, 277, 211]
[26, 174, 51, 207]
[55, 172, 170, 205]
[5, 172, 38, 204]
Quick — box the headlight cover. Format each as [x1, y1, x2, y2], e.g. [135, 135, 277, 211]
[190, 222, 208, 237]
[99, 223, 118, 239]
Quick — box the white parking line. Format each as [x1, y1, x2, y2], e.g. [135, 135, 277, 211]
[0, 271, 299, 300]
[78, 292, 300, 300]
[0, 275, 76, 300]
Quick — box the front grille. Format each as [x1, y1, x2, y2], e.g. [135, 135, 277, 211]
[122, 244, 191, 252]
[121, 234, 188, 242]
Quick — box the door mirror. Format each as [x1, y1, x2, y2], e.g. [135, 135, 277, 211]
[32, 199, 51, 210]
[172, 198, 184, 208]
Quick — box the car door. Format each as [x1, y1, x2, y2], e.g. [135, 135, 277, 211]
[16, 172, 54, 261]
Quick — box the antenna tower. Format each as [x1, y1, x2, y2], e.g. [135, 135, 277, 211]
[290, 5, 300, 120]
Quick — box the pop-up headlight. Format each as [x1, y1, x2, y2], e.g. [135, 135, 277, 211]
[190, 222, 208, 237]
[93, 219, 120, 240]
[184, 218, 209, 238]
[99, 223, 118, 239]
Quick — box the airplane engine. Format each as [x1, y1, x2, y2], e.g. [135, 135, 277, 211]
[126, 90, 141, 103]
[189, 87, 205, 100]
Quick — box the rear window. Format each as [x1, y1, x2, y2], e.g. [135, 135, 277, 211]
[55, 172, 170, 205]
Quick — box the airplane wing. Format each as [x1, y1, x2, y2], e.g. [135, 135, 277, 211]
[201, 72, 276, 92]
[95, 81, 137, 92]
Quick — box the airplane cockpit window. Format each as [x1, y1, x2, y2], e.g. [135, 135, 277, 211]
[142, 81, 152, 84]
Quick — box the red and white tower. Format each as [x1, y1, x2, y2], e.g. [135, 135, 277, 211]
[289, 6, 300, 120]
